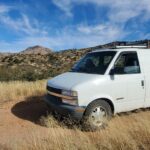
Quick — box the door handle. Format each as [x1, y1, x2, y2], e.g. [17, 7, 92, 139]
[141, 80, 144, 87]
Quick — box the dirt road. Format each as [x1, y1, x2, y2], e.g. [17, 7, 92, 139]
[0, 98, 51, 149]
[0, 98, 150, 150]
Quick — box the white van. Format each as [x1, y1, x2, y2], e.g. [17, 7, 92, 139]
[45, 46, 150, 130]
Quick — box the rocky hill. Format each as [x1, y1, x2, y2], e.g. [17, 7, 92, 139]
[0, 48, 91, 81]
[20, 45, 52, 54]
[0, 40, 149, 81]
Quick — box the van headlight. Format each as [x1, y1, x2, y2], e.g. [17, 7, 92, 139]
[61, 90, 78, 105]
[62, 90, 77, 97]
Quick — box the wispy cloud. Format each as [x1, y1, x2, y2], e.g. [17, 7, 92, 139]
[52, 0, 72, 16]
[52, 0, 150, 23]
[0, 23, 125, 52]
[77, 24, 107, 35]
[0, 1, 150, 52]
[0, 4, 47, 36]
[0, 4, 11, 13]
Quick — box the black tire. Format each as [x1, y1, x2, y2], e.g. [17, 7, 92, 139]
[82, 99, 112, 131]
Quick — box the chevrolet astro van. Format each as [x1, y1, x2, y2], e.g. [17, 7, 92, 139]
[44, 46, 150, 130]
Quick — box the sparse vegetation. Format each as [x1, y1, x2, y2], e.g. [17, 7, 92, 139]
[0, 50, 88, 81]
[0, 81, 150, 150]
[1, 40, 150, 149]
[0, 80, 46, 103]
[0, 43, 95, 82]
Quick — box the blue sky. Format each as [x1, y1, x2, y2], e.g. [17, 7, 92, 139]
[0, 0, 150, 52]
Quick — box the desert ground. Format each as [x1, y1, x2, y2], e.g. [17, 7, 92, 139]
[0, 81, 150, 150]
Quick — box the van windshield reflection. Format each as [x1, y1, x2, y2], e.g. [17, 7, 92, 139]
[71, 51, 116, 75]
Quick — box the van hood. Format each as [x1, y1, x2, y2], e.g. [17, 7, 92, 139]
[47, 72, 102, 90]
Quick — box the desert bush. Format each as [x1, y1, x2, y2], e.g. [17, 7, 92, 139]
[0, 51, 83, 81]
[0, 66, 52, 81]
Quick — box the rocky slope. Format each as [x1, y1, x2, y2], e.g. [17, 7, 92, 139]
[0, 48, 91, 81]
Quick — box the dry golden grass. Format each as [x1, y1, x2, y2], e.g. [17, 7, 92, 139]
[0, 80, 46, 103]
[34, 112, 150, 150]
[0, 80, 150, 150]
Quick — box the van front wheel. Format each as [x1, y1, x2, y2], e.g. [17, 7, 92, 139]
[82, 100, 112, 131]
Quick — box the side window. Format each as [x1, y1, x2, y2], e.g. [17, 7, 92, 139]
[114, 52, 141, 74]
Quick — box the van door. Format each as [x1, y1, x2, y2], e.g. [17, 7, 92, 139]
[113, 51, 145, 112]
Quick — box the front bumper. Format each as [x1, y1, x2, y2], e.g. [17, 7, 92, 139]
[44, 94, 85, 121]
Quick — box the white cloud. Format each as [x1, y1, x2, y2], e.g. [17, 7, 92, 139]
[52, 0, 150, 23]
[0, 5, 11, 14]
[78, 24, 107, 34]
[52, 0, 72, 16]
[0, 23, 125, 52]
[0, 1, 150, 52]
[0, 14, 47, 36]
[0, 4, 47, 36]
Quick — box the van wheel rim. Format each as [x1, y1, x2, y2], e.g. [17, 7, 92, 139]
[89, 106, 107, 127]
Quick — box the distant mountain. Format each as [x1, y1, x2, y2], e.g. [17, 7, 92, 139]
[20, 45, 52, 54]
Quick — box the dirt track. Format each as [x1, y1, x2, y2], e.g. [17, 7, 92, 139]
[0, 98, 50, 148]
[1, 98, 150, 150]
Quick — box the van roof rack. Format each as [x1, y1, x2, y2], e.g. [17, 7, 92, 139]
[91, 40, 150, 51]
[115, 45, 147, 49]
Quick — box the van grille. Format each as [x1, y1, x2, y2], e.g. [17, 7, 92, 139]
[47, 86, 62, 94]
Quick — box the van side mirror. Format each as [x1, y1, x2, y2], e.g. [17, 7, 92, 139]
[109, 68, 115, 75]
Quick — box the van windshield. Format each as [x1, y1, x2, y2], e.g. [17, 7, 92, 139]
[71, 51, 116, 74]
